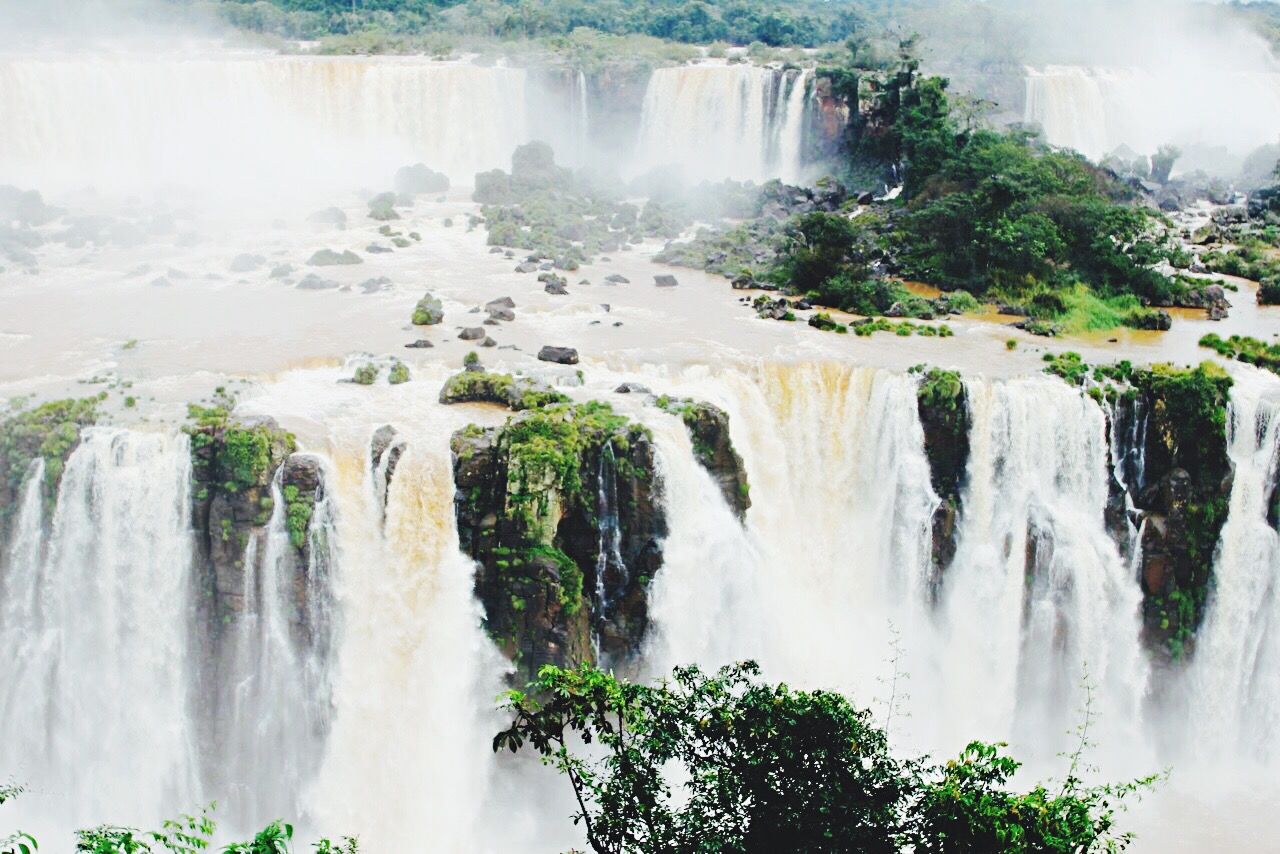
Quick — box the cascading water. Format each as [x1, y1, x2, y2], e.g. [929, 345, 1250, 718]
[634, 64, 811, 183]
[0, 55, 530, 197]
[1025, 65, 1280, 162]
[643, 364, 940, 740]
[938, 377, 1148, 764]
[303, 418, 512, 850]
[0, 430, 199, 838]
[1185, 371, 1280, 762]
[215, 465, 336, 833]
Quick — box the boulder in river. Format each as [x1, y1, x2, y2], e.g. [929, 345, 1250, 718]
[537, 346, 579, 365]
[307, 249, 361, 266]
[653, 274, 678, 287]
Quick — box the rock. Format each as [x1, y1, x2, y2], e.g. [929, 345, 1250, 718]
[360, 276, 392, 294]
[297, 273, 339, 290]
[487, 307, 515, 322]
[653, 397, 751, 520]
[366, 243, 393, 254]
[915, 369, 970, 593]
[459, 327, 486, 341]
[515, 261, 539, 274]
[367, 192, 401, 221]
[307, 207, 347, 229]
[481, 337, 497, 347]
[405, 339, 434, 349]
[653, 274, 678, 287]
[229, 253, 265, 273]
[544, 279, 569, 296]
[439, 370, 570, 410]
[369, 425, 405, 510]
[1130, 309, 1173, 331]
[537, 346, 579, 365]
[269, 263, 294, 279]
[307, 249, 361, 266]
[451, 403, 666, 683]
[604, 274, 630, 284]
[615, 383, 651, 394]
[412, 293, 445, 326]
[394, 163, 450, 195]
[486, 296, 515, 310]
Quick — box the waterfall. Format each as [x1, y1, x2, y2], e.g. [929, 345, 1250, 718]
[593, 442, 626, 616]
[0, 55, 530, 198]
[571, 69, 590, 167]
[305, 421, 510, 849]
[215, 466, 336, 833]
[643, 364, 939, 738]
[938, 377, 1148, 763]
[644, 365, 1148, 764]
[634, 64, 812, 183]
[1186, 371, 1280, 762]
[1025, 64, 1280, 162]
[0, 430, 199, 836]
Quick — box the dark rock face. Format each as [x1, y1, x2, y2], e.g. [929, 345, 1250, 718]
[1108, 367, 1234, 662]
[537, 345, 579, 365]
[451, 403, 666, 683]
[915, 370, 970, 592]
[369, 425, 404, 515]
[189, 416, 298, 634]
[653, 274, 679, 287]
[655, 398, 751, 520]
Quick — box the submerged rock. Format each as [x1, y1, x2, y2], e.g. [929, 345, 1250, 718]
[307, 249, 361, 266]
[307, 207, 347, 229]
[297, 274, 339, 290]
[653, 274, 679, 287]
[459, 327, 486, 341]
[229, 253, 265, 273]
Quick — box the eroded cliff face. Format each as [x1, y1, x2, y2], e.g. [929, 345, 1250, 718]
[654, 397, 752, 520]
[915, 370, 970, 593]
[452, 402, 666, 683]
[1111, 367, 1235, 662]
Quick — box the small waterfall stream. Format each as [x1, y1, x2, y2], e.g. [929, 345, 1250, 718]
[1186, 372, 1280, 761]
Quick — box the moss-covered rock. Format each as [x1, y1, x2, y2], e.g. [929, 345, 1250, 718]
[0, 396, 100, 552]
[914, 368, 969, 590]
[438, 370, 570, 411]
[451, 401, 665, 683]
[412, 293, 444, 326]
[186, 402, 298, 631]
[653, 396, 751, 520]
[1123, 363, 1234, 662]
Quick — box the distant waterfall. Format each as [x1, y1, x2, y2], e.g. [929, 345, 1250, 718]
[0, 430, 199, 835]
[1186, 371, 1280, 761]
[634, 64, 812, 183]
[0, 56, 530, 197]
[1025, 64, 1280, 162]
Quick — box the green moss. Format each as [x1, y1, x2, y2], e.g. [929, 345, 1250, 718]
[388, 361, 411, 385]
[916, 368, 964, 412]
[352, 364, 379, 386]
[522, 543, 584, 615]
[1200, 332, 1280, 376]
[0, 397, 100, 528]
[283, 483, 315, 550]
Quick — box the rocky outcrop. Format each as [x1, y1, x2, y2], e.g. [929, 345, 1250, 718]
[438, 370, 570, 411]
[914, 369, 970, 591]
[1113, 364, 1234, 662]
[0, 397, 99, 558]
[452, 402, 665, 683]
[653, 397, 751, 520]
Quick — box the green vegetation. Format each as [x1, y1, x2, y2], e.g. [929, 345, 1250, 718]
[350, 363, 379, 385]
[186, 396, 298, 496]
[1200, 332, 1280, 375]
[388, 360, 411, 385]
[916, 367, 964, 412]
[0, 397, 100, 519]
[439, 370, 570, 410]
[282, 483, 315, 550]
[497, 662, 1153, 853]
[216, 0, 862, 50]
[411, 293, 444, 326]
[1201, 241, 1280, 286]
[2, 788, 356, 853]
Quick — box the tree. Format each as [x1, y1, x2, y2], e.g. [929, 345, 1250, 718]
[771, 211, 867, 293]
[495, 662, 1152, 854]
